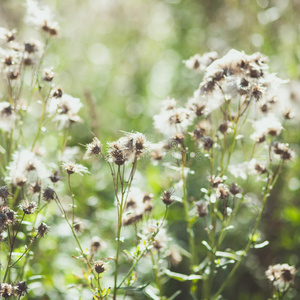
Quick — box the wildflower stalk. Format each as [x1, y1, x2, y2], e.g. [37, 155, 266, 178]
[54, 194, 96, 290]
[212, 160, 284, 300]
[151, 251, 163, 299]
[9, 234, 38, 268]
[117, 208, 168, 289]
[3, 212, 26, 282]
[113, 160, 137, 300]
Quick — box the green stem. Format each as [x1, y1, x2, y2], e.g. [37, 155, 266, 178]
[212, 161, 283, 300]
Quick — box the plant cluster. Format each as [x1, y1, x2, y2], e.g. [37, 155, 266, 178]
[0, 1, 298, 299]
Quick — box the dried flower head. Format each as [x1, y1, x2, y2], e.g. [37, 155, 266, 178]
[43, 187, 56, 201]
[0, 27, 16, 43]
[90, 236, 102, 255]
[51, 87, 63, 98]
[37, 223, 49, 237]
[201, 136, 213, 151]
[195, 200, 208, 217]
[43, 68, 55, 82]
[50, 170, 61, 183]
[266, 264, 296, 292]
[0, 283, 13, 298]
[84, 137, 102, 160]
[161, 190, 175, 206]
[123, 188, 153, 225]
[216, 184, 229, 199]
[208, 175, 224, 188]
[229, 182, 241, 196]
[62, 162, 89, 176]
[94, 260, 107, 274]
[26, 0, 59, 36]
[21, 201, 37, 214]
[30, 181, 42, 194]
[184, 52, 218, 72]
[0, 186, 11, 201]
[272, 142, 294, 161]
[13, 281, 28, 296]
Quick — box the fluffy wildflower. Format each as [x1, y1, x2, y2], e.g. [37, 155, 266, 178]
[272, 142, 294, 161]
[61, 162, 89, 176]
[43, 68, 55, 82]
[23, 40, 43, 66]
[25, 0, 59, 36]
[153, 98, 194, 137]
[0, 283, 13, 298]
[21, 201, 37, 215]
[0, 102, 16, 132]
[251, 114, 283, 142]
[84, 137, 102, 160]
[108, 132, 149, 165]
[266, 264, 296, 292]
[183, 51, 218, 72]
[0, 27, 16, 43]
[229, 159, 267, 180]
[6, 149, 49, 186]
[123, 188, 153, 226]
[149, 142, 166, 163]
[48, 94, 83, 128]
[153, 227, 168, 250]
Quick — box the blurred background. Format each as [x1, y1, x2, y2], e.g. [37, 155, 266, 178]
[0, 0, 299, 299]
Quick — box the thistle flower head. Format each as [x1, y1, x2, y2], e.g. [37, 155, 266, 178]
[272, 142, 294, 161]
[0, 102, 16, 132]
[195, 200, 208, 217]
[13, 281, 28, 296]
[0, 283, 13, 298]
[43, 187, 56, 201]
[0, 186, 11, 201]
[184, 51, 218, 73]
[161, 190, 175, 206]
[6, 149, 50, 186]
[0, 27, 17, 43]
[153, 98, 194, 137]
[94, 260, 108, 274]
[21, 201, 37, 214]
[123, 188, 153, 226]
[84, 137, 102, 160]
[37, 223, 49, 237]
[25, 0, 59, 36]
[61, 162, 89, 176]
[48, 94, 83, 128]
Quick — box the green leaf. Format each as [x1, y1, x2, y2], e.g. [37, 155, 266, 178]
[202, 241, 212, 253]
[215, 251, 239, 261]
[163, 269, 202, 282]
[119, 283, 149, 291]
[168, 290, 182, 300]
[254, 240, 269, 249]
